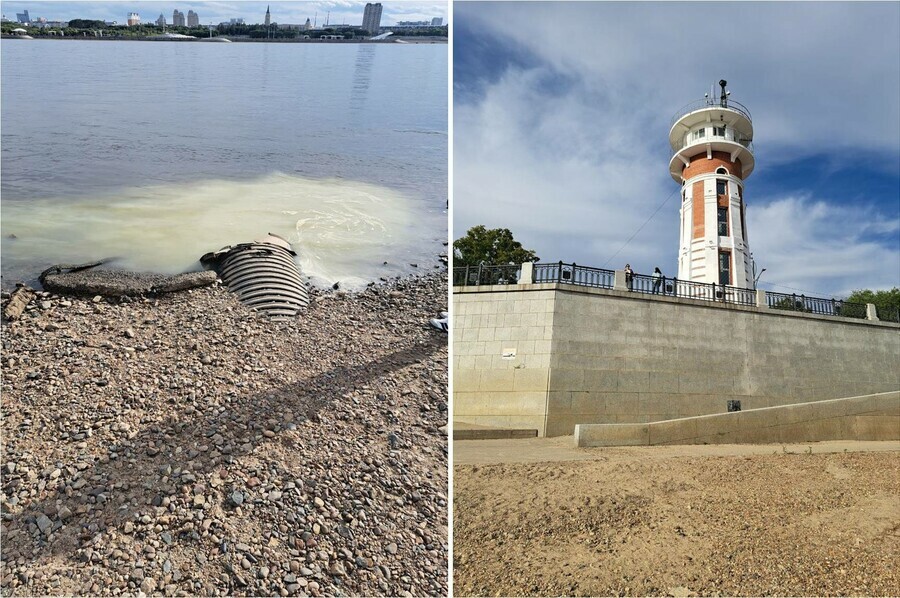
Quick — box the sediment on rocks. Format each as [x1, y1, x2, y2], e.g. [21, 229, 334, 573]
[1, 272, 448, 596]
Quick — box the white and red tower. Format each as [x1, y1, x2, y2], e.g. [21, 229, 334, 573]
[669, 80, 756, 288]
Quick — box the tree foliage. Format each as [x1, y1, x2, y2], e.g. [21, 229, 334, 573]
[847, 287, 900, 322]
[453, 226, 539, 267]
[66, 19, 106, 29]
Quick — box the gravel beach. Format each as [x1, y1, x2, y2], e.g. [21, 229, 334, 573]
[454, 439, 900, 597]
[1, 272, 448, 596]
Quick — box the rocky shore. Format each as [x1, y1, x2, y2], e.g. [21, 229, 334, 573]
[0, 272, 448, 596]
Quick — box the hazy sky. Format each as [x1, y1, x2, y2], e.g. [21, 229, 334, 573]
[5, 1, 447, 26]
[454, 2, 900, 297]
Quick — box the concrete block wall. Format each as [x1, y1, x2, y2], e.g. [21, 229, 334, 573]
[453, 281, 900, 437]
[453, 285, 556, 433]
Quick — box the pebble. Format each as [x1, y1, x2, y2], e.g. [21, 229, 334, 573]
[36, 514, 53, 535]
[140, 578, 156, 594]
[0, 274, 449, 597]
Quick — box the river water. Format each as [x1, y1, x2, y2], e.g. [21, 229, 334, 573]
[0, 39, 447, 289]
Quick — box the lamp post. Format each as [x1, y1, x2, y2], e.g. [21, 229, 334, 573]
[754, 267, 766, 286]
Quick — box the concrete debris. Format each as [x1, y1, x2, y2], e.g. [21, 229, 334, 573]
[40, 265, 217, 298]
[3, 285, 35, 321]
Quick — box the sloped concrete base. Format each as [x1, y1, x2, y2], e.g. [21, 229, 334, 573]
[575, 391, 900, 447]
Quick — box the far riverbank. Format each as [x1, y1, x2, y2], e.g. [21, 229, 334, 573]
[1, 35, 447, 43]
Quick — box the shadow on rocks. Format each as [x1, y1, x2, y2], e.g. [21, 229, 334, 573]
[2, 330, 446, 595]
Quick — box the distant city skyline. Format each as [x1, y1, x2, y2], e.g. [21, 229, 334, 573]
[3, 1, 447, 27]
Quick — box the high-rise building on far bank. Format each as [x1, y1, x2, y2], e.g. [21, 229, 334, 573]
[156, 13, 166, 27]
[431, 17, 443, 26]
[172, 9, 185, 27]
[669, 80, 756, 289]
[362, 3, 383, 34]
[16, 10, 29, 23]
[127, 12, 141, 26]
[187, 10, 199, 27]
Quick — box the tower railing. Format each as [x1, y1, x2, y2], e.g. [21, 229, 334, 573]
[670, 135, 753, 153]
[670, 98, 753, 126]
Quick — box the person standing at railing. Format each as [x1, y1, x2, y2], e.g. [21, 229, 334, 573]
[652, 267, 663, 294]
[624, 264, 634, 291]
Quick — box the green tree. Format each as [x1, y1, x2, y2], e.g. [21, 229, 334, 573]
[847, 287, 900, 322]
[453, 226, 539, 267]
[67, 19, 106, 29]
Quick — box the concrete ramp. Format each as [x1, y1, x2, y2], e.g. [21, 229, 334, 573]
[576, 391, 900, 447]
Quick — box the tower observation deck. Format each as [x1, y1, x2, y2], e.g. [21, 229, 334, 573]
[670, 80, 756, 289]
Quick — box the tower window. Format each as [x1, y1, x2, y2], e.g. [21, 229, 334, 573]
[713, 126, 726, 137]
[718, 207, 728, 236]
[741, 204, 748, 242]
[719, 251, 731, 286]
[716, 179, 727, 196]
[693, 128, 706, 140]
[716, 167, 728, 175]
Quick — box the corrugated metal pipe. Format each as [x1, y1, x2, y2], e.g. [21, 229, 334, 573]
[201, 233, 310, 319]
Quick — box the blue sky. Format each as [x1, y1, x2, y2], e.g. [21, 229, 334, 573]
[5, 1, 447, 26]
[454, 2, 900, 298]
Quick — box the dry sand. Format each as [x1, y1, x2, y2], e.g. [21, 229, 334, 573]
[453, 437, 900, 597]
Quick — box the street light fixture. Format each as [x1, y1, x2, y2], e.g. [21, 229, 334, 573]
[754, 268, 767, 286]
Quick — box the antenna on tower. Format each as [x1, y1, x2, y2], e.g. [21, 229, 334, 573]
[314, 11, 317, 27]
[719, 79, 728, 107]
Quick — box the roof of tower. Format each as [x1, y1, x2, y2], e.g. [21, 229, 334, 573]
[668, 83, 755, 182]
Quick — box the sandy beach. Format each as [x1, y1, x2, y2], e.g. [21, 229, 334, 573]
[453, 437, 900, 597]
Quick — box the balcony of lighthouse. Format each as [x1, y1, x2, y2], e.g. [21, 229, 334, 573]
[667, 98, 755, 182]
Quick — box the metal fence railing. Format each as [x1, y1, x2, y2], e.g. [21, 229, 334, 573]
[452, 264, 520, 287]
[533, 262, 614, 288]
[876, 305, 900, 323]
[629, 273, 756, 306]
[766, 291, 867, 319]
[453, 262, 893, 323]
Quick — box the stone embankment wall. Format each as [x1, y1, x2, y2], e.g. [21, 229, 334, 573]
[453, 282, 900, 437]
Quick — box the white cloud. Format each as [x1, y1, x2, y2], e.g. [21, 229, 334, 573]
[455, 67, 679, 273]
[454, 2, 900, 295]
[457, 2, 900, 157]
[749, 195, 900, 296]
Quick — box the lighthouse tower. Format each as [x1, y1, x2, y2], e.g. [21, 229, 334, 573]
[669, 80, 755, 288]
